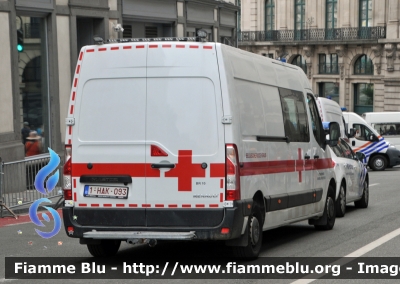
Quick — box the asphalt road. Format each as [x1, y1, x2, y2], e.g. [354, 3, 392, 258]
[1, 166, 400, 284]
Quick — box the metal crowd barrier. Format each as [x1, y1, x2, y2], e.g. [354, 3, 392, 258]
[0, 154, 63, 218]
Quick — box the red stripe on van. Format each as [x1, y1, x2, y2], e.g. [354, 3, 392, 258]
[74, 78, 78, 87]
[70, 105, 74, 115]
[68, 126, 72, 135]
[220, 193, 223, 202]
[220, 179, 223, 188]
[129, 204, 138, 207]
[99, 48, 106, 51]
[91, 204, 99, 207]
[209, 204, 219, 208]
[72, 91, 76, 101]
[203, 46, 213, 49]
[354, 141, 372, 152]
[79, 52, 83, 60]
[168, 204, 178, 208]
[189, 45, 199, 49]
[86, 49, 94, 53]
[142, 204, 151, 208]
[182, 204, 191, 208]
[210, 163, 225, 177]
[195, 204, 205, 208]
[123, 46, 132, 49]
[103, 204, 112, 207]
[68, 139, 71, 144]
[76, 65, 80, 74]
[73, 192, 77, 201]
[149, 45, 158, 48]
[79, 204, 87, 207]
[176, 45, 185, 48]
[162, 44, 171, 48]
[73, 179, 76, 188]
[111, 47, 119, 50]
[116, 204, 124, 207]
[72, 163, 160, 177]
[155, 204, 164, 208]
[136, 45, 145, 49]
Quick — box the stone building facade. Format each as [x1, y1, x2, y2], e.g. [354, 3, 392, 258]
[238, 0, 400, 114]
[0, 0, 238, 162]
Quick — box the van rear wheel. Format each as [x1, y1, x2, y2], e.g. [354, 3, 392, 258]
[354, 180, 369, 208]
[232, 202, 263, 259]
[314, 185, 336, 230]
[87, 240, 121, 257]
[369, 155, 387, 171]
[336, 183, 346, 218]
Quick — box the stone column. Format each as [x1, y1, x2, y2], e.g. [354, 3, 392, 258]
[387, 0, 399, 39]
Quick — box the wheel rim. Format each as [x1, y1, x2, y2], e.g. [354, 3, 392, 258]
[250, 216, 260, 246]
[340, 186, 346, 213]
[374, 158, 384, 169]
[327, 197, 334, 219]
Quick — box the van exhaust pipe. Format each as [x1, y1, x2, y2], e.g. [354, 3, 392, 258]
[126, 238, 157, 247]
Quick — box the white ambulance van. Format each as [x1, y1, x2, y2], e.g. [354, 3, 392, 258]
[362, 112, 400, 150]
[62, 35, 340, 259]
[343, 112, 400, 170]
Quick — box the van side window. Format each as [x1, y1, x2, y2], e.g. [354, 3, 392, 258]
[374, 123, 400, 136]
[331, 144, 345, 158]
[354, 124, 372, 141]
[306, 94, 325, 148]
[338, 139, 353, 159]
[278, 88, 310, 142]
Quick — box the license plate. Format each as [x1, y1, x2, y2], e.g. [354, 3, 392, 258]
[84, 185, 128, 199]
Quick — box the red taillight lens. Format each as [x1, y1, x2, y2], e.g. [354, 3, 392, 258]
[63, 145, 72, 200]
[151, 145, 168, 157]
[225, 144, 240, 201]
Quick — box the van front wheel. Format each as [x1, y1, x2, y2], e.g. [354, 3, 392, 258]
[369, 155, 387, 171]
[314, 185, 336, 230]
[232, 202, 263, 259]
[87, 240, 121, 257]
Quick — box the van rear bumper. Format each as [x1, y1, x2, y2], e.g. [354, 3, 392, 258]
[62, 200, 251, 241]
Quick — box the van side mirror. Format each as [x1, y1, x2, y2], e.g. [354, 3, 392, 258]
[327, 122, 340, 147]
[355, 152, 366, 161]
[349, 128, 356, 138]
[369, 135, 379, 142]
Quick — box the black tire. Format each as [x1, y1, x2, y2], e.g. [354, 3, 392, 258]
[355, 179, 369, 208]
[315, 185, 336, 230]
[336, 183, 346, 218]
[232, 202, 263, 259]
[369, 155, 387, 171]
[87, 240, 121, 257]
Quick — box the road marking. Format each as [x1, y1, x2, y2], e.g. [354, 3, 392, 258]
[369, 183, 379, 187]
[291, 227, 400, 284]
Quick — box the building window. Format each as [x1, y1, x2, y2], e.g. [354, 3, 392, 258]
[359, 0, 372, 27]
[318, 82, 340, 104]
[18, 16, 49, 155]
[295, 0, 305, 30]
[319, 54, 338, 74]
[326, 0, 337, 39]
[354, 83, 373, 114]
[262, 53, 274, 58]
[354, 55, 373, 75]
[265, 0, 275, 31]
[291, 55, 307, 74]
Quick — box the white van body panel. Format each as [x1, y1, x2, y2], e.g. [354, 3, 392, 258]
[362, 112, 400, 150]
[63, 42, 337, 246]
[316, 97, 346, 139]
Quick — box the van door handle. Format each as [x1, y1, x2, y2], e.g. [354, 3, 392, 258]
[314, 155, 319, 159]
[304, 155, 311, 160]
[352, 141, 355, 146]
[151, 163, 175, 169]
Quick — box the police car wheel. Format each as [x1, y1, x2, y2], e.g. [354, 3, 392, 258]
[355, 180, 369, 208]
[232, 202, 263, 259]
[315, 185, 336, 230]
[336, 183, 346, 217]
[369, 155, 387, 171]
[87, 240, 121, 257]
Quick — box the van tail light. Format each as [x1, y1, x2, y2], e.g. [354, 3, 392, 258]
[63, 145, 72, 200]
[225, 144, 240, 201]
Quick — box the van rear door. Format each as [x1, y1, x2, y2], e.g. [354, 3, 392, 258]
[144, 43, 225, 226]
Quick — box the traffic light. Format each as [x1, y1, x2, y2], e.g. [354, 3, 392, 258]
[17, 29, 24, 52]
